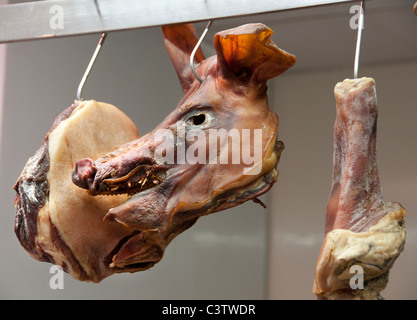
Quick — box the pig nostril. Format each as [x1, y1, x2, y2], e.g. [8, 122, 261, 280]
[72, 158, 97, 190]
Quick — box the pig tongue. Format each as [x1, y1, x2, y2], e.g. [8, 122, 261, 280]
[109, 230, 163, 272]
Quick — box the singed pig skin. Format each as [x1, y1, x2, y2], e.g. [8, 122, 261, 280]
[72, 23, 295, 273]
[313, 78, 406, 300]
[14, 100, 139, 282]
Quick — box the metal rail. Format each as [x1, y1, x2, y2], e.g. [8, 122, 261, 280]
[0, 0, 360, 43]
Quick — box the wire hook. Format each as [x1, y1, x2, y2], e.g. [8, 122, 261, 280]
[353, 1, 365, 79]
[190, 21, 212, 83]
[77, 32, 107, 101]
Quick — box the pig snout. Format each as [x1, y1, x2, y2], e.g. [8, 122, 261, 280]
[72, 158, 97, 191]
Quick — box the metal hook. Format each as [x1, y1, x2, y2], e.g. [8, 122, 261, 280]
[190, 21, 212, 83]
[77, 32, 107, 101]
[353, 1, 365, 79]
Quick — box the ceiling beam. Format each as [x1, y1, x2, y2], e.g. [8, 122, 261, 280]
[0, 0, 361, 43]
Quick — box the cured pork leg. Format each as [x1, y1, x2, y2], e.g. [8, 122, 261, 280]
[312, 78, 406, 300]
[14, 100, 139, 282]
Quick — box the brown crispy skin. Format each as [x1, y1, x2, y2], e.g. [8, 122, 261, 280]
[71, 24, 295, 274]
[214, 24, 296, 83]
[14, 103, 79, 262]
[161, 24, 205, 93]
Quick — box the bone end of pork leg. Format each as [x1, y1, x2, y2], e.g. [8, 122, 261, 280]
[313, 78, 406, 300]
[313, 204, 405, 300]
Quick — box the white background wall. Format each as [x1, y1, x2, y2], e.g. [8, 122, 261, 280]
[0, 0, 7, 155]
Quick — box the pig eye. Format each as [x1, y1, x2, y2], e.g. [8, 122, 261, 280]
[185, 112, 211, 127]
[190, 114, 206, 126]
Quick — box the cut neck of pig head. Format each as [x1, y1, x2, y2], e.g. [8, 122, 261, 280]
[72, 23, 296, 273]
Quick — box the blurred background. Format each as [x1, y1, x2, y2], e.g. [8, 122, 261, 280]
[0, 0, 416, 299]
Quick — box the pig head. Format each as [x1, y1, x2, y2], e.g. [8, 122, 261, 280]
[72, 23, 296, 273]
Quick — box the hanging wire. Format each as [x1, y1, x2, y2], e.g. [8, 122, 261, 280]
[353, 1, 365, 79]
[77, 32, 107, 101]
[190, 21, 212, 83]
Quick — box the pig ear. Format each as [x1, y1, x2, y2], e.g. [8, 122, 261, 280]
[162, 24, 206, 93]
[214, 23, 296, 84]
